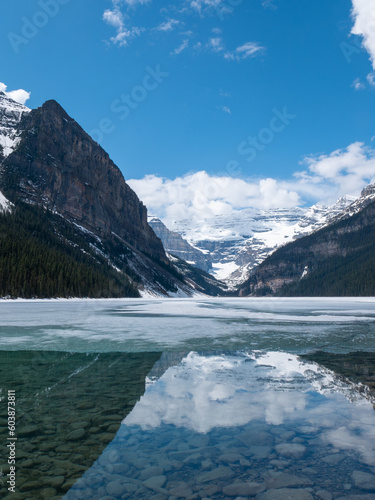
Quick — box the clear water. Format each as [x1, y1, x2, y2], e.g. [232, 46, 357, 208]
[0, 298, 375, 499]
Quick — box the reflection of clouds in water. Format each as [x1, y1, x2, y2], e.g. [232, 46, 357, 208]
[125, 354, 267, 432]
[323, 409, 375, 466]
[263, 392, 306, 425]
[123, 351, 370, 433]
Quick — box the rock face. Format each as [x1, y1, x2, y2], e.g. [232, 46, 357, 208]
[148, 216, 212, 271]
[1, 99, 167, 264]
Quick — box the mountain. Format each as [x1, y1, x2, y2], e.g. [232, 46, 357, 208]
[0, 94, 226, 298]
[238, 184, 375, 297]
[162, 196, 354, 287]
[148, 216, 212, 272]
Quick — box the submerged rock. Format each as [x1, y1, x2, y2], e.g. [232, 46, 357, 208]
[352, 471, 375, 491]
[275, 443, 306, 459]
[222, 481, 266, 496]
[256, 488, 314, 500]
[264, 471, 312, 489]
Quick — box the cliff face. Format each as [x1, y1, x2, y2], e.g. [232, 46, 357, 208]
[1, 100, 167, 263]
[148, 217, 212, 272]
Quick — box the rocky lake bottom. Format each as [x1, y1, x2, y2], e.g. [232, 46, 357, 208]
[0, 298, 374, 499]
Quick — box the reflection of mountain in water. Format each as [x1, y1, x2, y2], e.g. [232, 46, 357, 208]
[63, 351, 375, 500]
[0, 351, 160, 499]
[302, 351, 375, 405]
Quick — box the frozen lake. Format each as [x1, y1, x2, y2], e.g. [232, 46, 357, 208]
[0, 298, 374, 499]
[1, 297, 375, 353]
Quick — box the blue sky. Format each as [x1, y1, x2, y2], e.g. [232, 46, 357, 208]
[1, 0, 375, 221]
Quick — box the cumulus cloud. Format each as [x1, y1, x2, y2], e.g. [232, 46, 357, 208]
[128, 142, 375, 226]
[295, 142, 375, 201]
[128, 171, 301, 227]
[0, 82, 30, 105]
[351, 0, 375, 68]
[224, 42, 265, 61]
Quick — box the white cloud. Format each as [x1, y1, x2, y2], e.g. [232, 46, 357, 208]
[222, 106, 231, 114]
[154, 18, 180, 32]
[0, 82, 30, 105]
[128, 142, 375, 225]
[118, 0, 151, 6]
[224, 41, 265, 61]
[367, 71, 375, 85]
[190, 0, 223, 14]
[171, 39, 189, 55]
[296, 141, 375, 201]
[128, 171, 301, 226]
[103, 8, 124, 29]
[103, 2, 146, 47]
[208, 36, 225, 52]
[352, 77, 365, 90]
[102, 0, 266, 62]
[351, 0, 375, 68]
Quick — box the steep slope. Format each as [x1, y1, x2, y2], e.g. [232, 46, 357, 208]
[167, 253, 230, 296]
[1, 99, 166, 263]
[148, 216, 212, 272]
[238, 184, 375, 297]
[0, 95, 226, 298]
[0, 202, 140, 298]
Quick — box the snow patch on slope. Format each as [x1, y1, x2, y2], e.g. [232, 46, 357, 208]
[0, 91, 30, 159]
[0, 190, 13, 213]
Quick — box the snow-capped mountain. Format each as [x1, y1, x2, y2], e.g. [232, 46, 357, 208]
[239, 182, 375, 297]
[161, 195, 356, 286]
[0, 91, 30, 160]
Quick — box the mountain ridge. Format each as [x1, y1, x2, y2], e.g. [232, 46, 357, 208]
[151, 195, 356, 286]
[238, 183, 375, 297]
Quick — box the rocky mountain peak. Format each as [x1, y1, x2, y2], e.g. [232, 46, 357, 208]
[1, 98, 168, 264]
[360, 183, 375, 198]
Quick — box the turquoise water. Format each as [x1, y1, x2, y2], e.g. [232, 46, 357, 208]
[0, 298, 374, 499]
